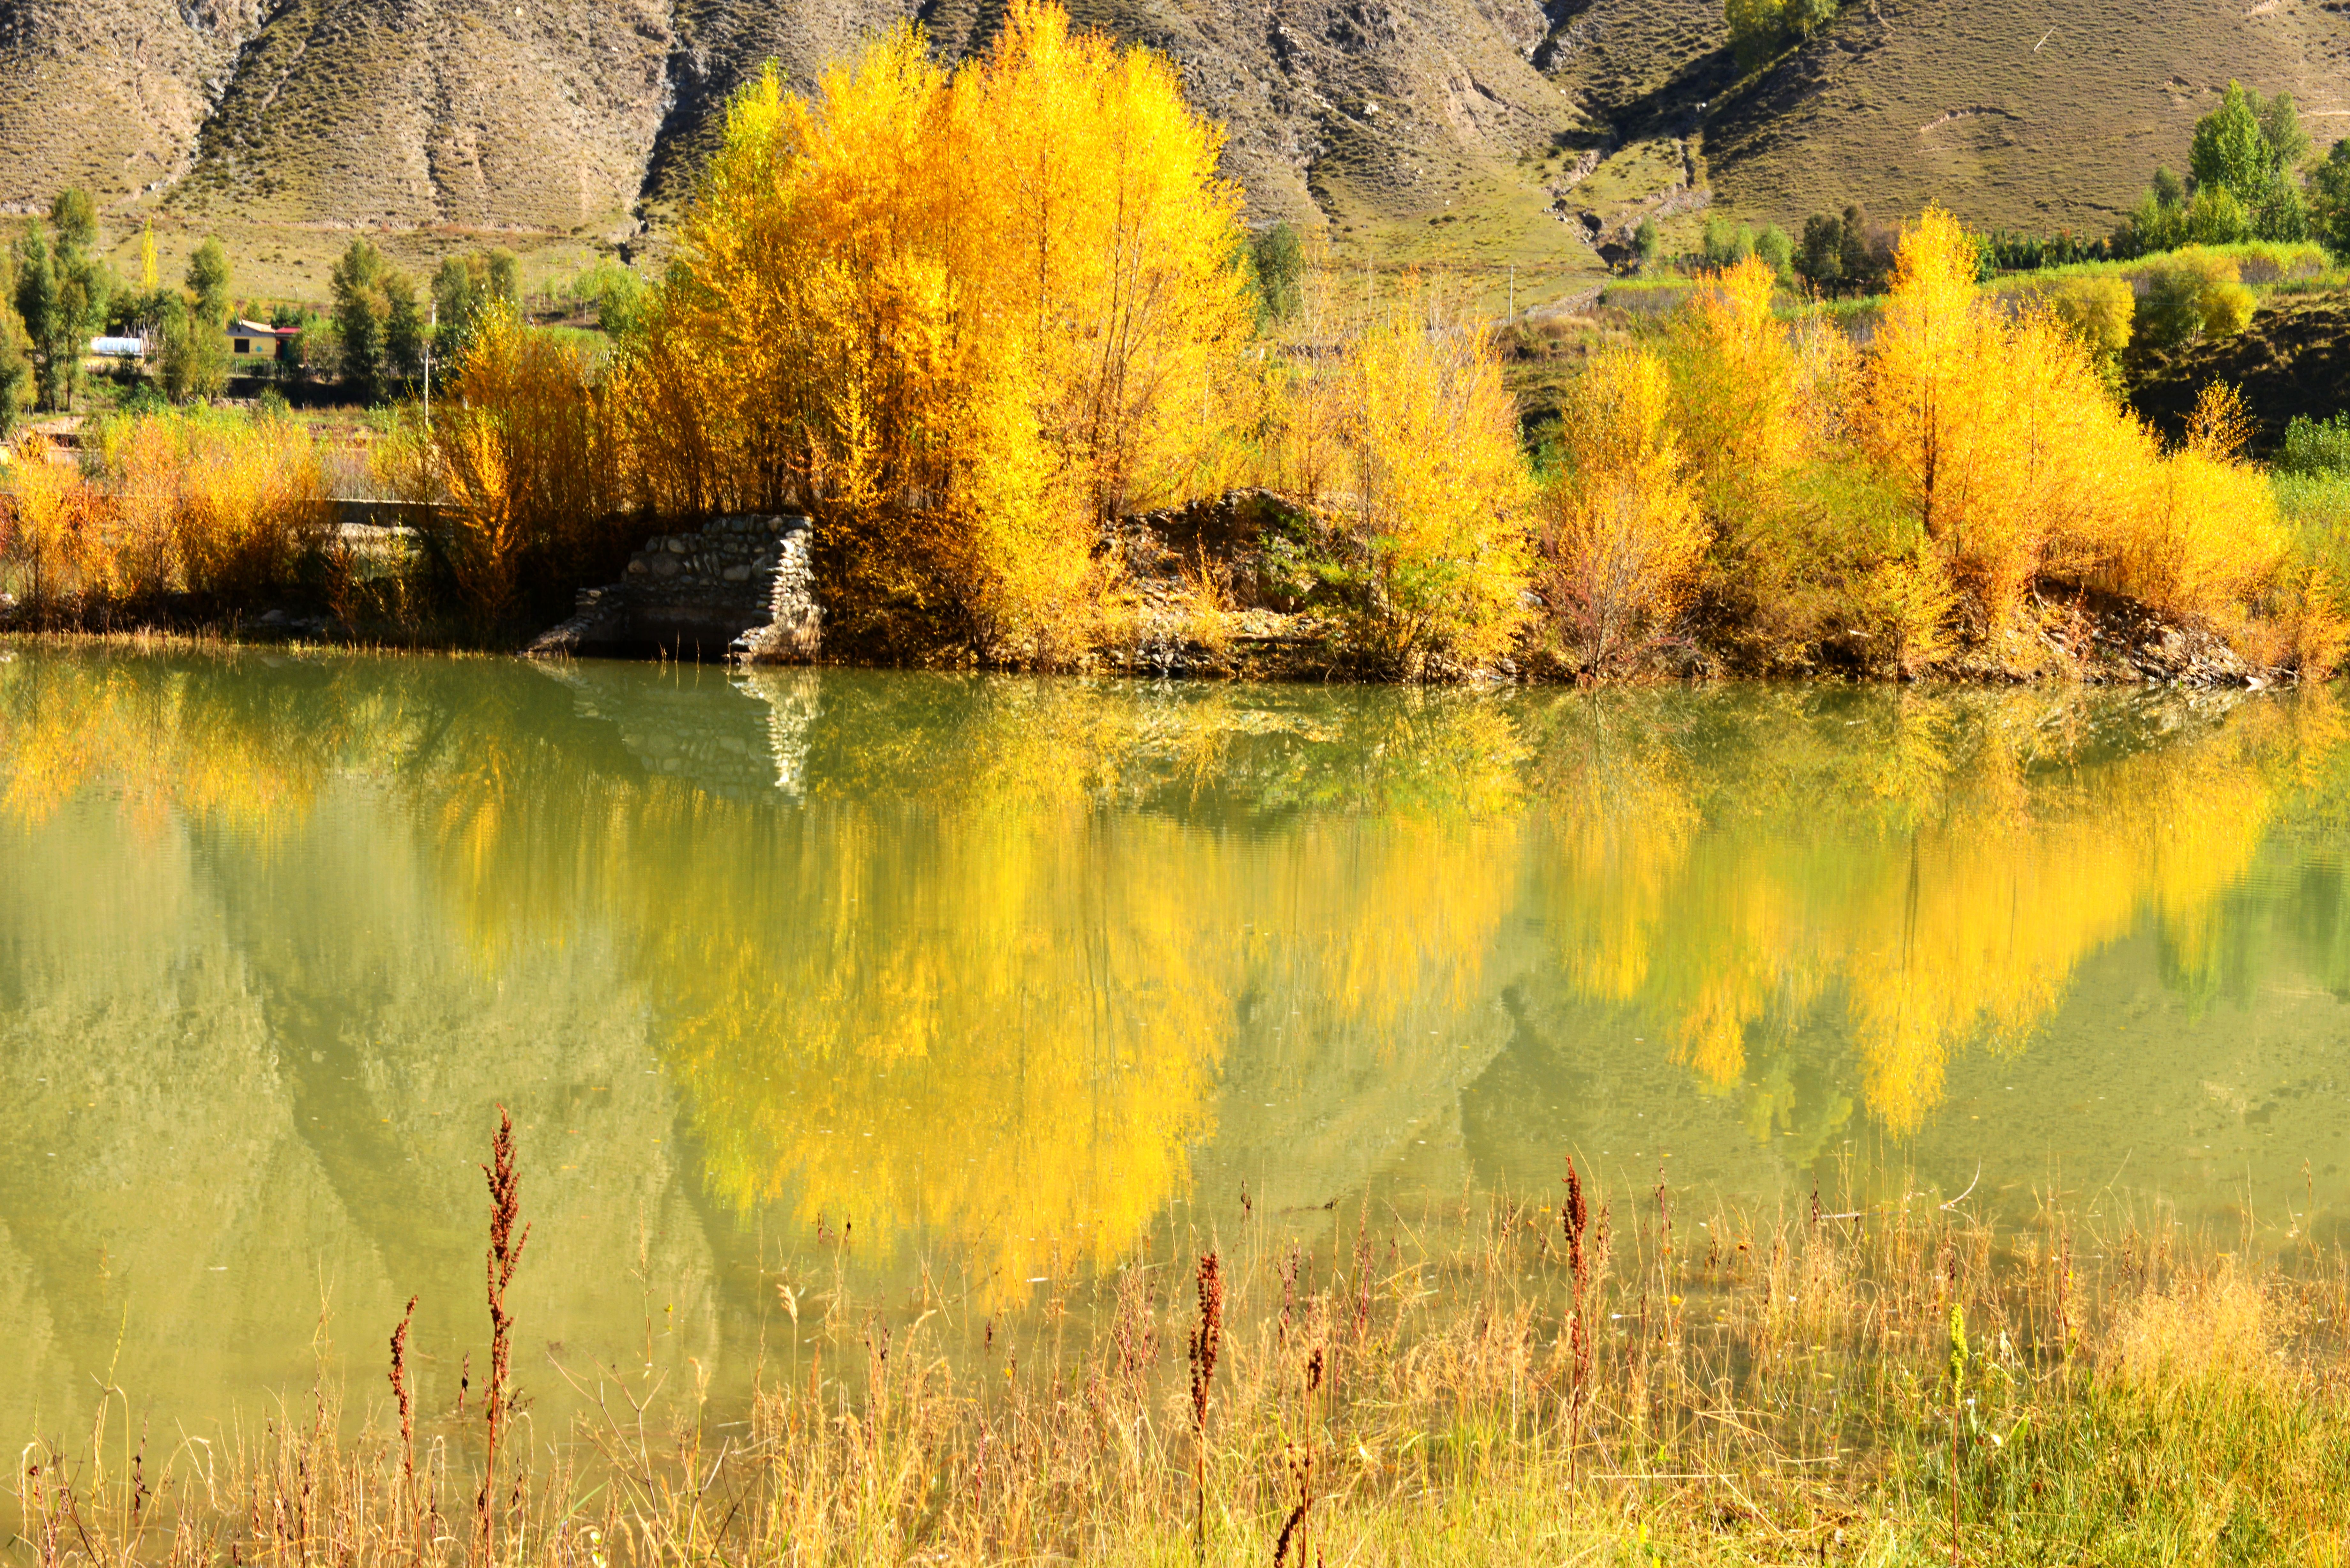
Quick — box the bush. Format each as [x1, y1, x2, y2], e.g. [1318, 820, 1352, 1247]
[1702, 216, 1755, 267]
[430, 302, 625, 626]
[1300, 304, 1533, 673]
[1632, 218, 1662, 273]
[2035, 275, 2134, 358]
[1248, 222, 1304, 323]
[2278, 413, 2350, 476]
[2135, 253, 2255, 352]
[1536, 345, 1706, 671]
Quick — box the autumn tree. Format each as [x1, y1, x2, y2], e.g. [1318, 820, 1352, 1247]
[616, 1, 1249, 663]
[1311, 302, 1533, 673]
[430, 301, 624, 625]
[1537, 345, 1705, 672]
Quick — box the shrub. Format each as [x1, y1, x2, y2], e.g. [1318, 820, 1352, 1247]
[1248, 222, 1305, 323]
[1662, 256, 1813, 520]
[2097, 385, 2285, 624]
[1308, 304, 1533, 673]
[2035, 275, 2134, 358]
[1536, 346, 1706, 672]
[2135, 252, 2254, 353]
[118, 411, 333, 600]
[2, 435, 105, 611]
[1632, 218, 1662, 273]
[1701, 216, 1755, 267]
[2279, 413, 2350, 476]
[431, 302, 625, 626]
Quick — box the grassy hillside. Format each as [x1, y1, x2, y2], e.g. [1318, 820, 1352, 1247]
[0, 0, 264, 212]
[0, 0, 2344, 309]
[1705, 0, 2350, 233]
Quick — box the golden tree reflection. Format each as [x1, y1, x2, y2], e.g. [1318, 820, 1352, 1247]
[4, 650, 2345, 1291]
[1528, 689, 2345, 1132]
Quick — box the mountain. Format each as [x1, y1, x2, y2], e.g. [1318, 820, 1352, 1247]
[1706, 0, 2350, 235]
[0, 0, 2342, 283]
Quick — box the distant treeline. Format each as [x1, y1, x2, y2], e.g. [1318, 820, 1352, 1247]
[0, 212, 650, 425]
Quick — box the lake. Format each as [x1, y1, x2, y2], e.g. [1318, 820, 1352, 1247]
[1, 645, 2344, 1440]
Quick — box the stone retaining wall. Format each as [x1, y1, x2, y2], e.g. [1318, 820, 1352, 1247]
[528, 514, 823, 662]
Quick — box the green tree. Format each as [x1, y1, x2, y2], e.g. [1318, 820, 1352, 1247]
[186, 237, 233, 327]
[1754, 222, 1793, 281]
[2257, 90, 2309, 175]
[156, 298, 228, 404]
[47, 188, 97, 253]
[1795, 212, 1844, 293]
[1249, 222, 1304, 324]
[487, 249, 521, 309]
[2190, 82, 2270, 205]
[1701, 215, 1754, 267]
[1837, 204, 1887, 292]
[332, 238, 424, 396]
[1632, 217, 1662, 273]
[2312, 139, 2350, 258]
[433, 249, 528, 370]
[0, 257, 28, 440]
[13, 204, 109, 412]
[2185, 185, 2252, 245]
[1725, 0, 1838, 72]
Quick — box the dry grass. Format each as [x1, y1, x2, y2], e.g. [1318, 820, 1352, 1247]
[18, 1138, 2350, 1567]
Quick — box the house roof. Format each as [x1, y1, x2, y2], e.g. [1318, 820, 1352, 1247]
[232, 319, 293, 337]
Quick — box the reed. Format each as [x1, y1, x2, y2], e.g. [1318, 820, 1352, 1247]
[14, 1149, 2350, 1568]
[476, 1105, 529, 1561]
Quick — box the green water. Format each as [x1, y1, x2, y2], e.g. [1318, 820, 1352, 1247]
[2, 646, 2347, 1437]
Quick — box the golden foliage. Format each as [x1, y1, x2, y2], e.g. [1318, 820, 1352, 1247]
[1663, 257, 1812, 518]
[4, 415, 329, 614]
[619, 3, 1249, 663]
[1535, 346, 1707, 672]
[1298, 302, 1533, 673]
[433, 301, 625, 624]
[2038, 275, 2136, 358]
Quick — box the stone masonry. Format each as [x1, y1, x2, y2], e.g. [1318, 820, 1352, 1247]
[527, 514, 823, 662]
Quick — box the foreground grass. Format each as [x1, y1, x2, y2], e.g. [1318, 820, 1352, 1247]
[18, 1164, 2350, 1568]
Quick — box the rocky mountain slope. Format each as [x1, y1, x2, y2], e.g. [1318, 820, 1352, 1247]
[0, 0, 2343, 266]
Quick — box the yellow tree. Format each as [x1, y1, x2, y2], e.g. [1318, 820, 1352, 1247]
[1308, 300, 1533, 674]
[1537, 346, 1707, 673]
[615, 3, 1249, 664]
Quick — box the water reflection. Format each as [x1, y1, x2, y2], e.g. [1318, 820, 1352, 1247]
[1, 649, 2346, 1433]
